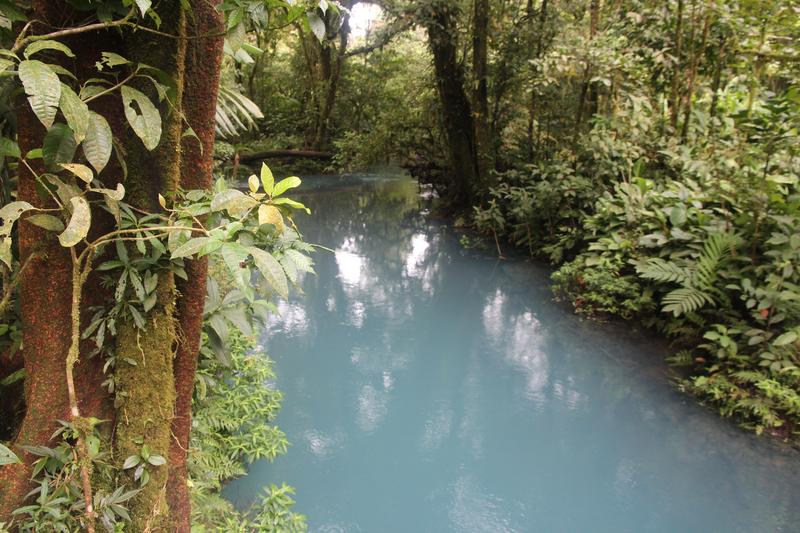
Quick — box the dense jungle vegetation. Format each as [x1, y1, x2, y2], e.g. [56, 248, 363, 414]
[0, 0, 798, 531]
[214, 0, 799, 441]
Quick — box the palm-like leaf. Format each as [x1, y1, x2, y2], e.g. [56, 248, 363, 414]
[215, 86, 264, 140]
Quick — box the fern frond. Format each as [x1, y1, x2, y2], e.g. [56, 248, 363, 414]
[636, 258, 691, 284]
[662, 286, 715, 316]
[693, 232, 737, 289]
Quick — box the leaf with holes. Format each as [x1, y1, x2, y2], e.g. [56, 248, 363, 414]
[18, 60, 61, 128]
[121, 86, 161, 150]
[59, 196, 91, 247]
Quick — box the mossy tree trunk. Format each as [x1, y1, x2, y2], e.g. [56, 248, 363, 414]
[0, 2, 223, 529]
[167, 2, 225, 530]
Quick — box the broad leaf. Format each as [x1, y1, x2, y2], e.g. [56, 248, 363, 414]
[0, 443, 19, 466]
[23, 40, 75, 59]
[272, 176, 301, 197]
[135, 0, 152, 17]
[58, 196, 91, 247]
[58, 84, 89, 144]
[83, 111, 112, 172]
[171, 237, 210, 259]
[0, 137, 20, 158]
[18, 60, 61, 128]
[258, 204, 284, 233]
[121, 86, 161, 150]
[42, 123, 77, 169]
[210, 189, 257, 215]
[248, 246, 288, 299]
[307, 12, 326, 42]
[260, 163, 274, 195]
[59, 163, 93, 184]
[25, 213, 64, 232]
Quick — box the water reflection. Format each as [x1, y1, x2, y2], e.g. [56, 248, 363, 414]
[225, 173, 800, 533]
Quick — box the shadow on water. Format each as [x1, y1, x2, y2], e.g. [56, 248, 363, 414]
[223, 172, 800, 533]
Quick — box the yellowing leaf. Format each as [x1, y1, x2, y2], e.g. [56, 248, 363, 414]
[59, 163, 93, 184]
[258, 204, 284, 234]
[58, 196, 91, 247]
[248, 174, 260, 193]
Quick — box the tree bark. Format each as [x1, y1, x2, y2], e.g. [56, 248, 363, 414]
[423, 0, 479, 206]
[669, 0, 685, 129]
[472, 0, 491, 179]
[0, 1, 120, 518]
[575, 0, 600, 133]
[167, 2, 225, 530]
[112, 6, 187, 530]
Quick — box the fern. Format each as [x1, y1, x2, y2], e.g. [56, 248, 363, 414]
[636, 258, 691, 284]
[637, 232, 738, 316]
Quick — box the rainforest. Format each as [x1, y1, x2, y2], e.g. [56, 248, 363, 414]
[0, 1, 798, 532]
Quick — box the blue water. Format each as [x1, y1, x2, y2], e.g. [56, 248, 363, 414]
[224, 174, 800, 532]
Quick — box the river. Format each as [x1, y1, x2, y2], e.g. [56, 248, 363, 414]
[224, 173, 800, 532]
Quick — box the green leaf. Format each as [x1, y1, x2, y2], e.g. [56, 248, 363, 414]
[774, 331, 797, 347]
[147, 454, 166, 466]
[210, 188, 257, 215]
[248, 246, 288, 299]
[58, 83, 89, 144]
[58, 196, 91, 247]
[272, 176, 301, 197]
[83, 111, 112, 172]
[121, 86, 162, 150]
[270, 197, 311, 214]
[42, 123, 77, 169]
[0, 137, 20, 158]
[25, 213, 64, 232]
[59, 163, 93, 184]
[171, 237, 211, 259]
[23, 40, 75, 59]
[122, 455, 140, 469]
[18, 60, 61, 128]
[260, 163, 274, 195]
[0, 443, 19, 466]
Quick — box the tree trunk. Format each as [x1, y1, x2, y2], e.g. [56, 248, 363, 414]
[0, 1, 121, 518]
[423, 1, 480, 206]
[669, 0, 685, 128]
[166, 2, 225, 530]
[472, 0, 491, 179]
[112, 6, 187, 530]
[315, 0, 355, 151]
[575, 0, 600, 133]
[526, 0, 549, 159]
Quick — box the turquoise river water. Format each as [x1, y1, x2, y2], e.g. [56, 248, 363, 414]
[224, 174, 800, 532]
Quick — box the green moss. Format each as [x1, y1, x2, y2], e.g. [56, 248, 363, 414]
[113, 277, 177, 529]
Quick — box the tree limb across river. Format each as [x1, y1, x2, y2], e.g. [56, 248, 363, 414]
[238, 150, 333, 163]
